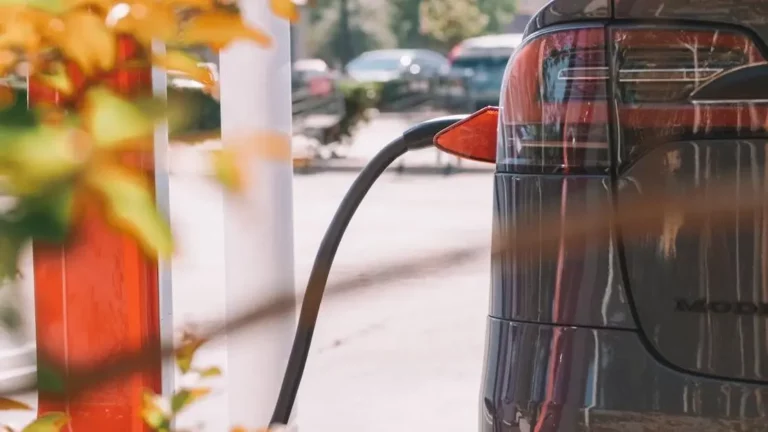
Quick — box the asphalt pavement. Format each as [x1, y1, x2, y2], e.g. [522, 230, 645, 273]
[169, 169, 493, 431]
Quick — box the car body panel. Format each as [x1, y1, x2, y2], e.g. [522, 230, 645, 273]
[617, 140, 768, 383]
[483, 1, 768, 430]
[480, 319, 768, 431]
[491, 174, 634, 329]
[524, 0, 611, 37]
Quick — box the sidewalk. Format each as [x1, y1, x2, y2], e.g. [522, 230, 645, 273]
[168, 111, 495, 176]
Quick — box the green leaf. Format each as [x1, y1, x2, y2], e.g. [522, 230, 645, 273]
[21, 412, 70, 432]
[174, 332, 206, 374]
[36, 363, 65, 395]
[87, 167, 173, 257]
[210, 148, 243, 192]
[82, 87, 155, 149]
[0, 0, 65, 13]
[171, 387, 211, 413]
[0, 125, 85, 195]
[0, 397, 32, 411]
[196, 366, 222, 378]
[14, 185, 75, 243]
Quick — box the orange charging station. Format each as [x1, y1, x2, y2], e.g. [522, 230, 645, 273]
[28, 36, 163, 431]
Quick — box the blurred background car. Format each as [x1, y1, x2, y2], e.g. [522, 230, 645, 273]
[291, 58, 346, 153]
[443, 33, 523, 111]
[344, 49, 449, 111]
[344, 49, 449, 84]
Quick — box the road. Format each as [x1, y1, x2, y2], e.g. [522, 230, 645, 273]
[170, 169, 494, 431]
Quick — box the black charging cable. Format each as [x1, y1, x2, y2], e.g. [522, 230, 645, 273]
[270, 115, 467, 426]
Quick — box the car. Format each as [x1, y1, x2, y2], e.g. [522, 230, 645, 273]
[291, 59, 346, 148]
[444, 33, 523, 111]
[344, 49, 449, 84]
[471, 0, 768, 430]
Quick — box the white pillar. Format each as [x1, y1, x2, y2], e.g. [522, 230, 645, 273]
[151, 40, 176, 404]
[219, 2, 297, 430]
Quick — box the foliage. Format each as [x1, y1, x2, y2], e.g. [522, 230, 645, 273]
[337, 80, 380, 138]
[477, 0, 516, 35]
[418, 0, 489, 49]
[0, 0, 306, 430]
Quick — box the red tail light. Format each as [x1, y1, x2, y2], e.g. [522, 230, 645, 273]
[447, 43, 463, 65]
[498, 25, 768, 173]
[499, 27, 610, 174]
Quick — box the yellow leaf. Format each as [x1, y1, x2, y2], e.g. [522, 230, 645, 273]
[0, 397, 32, 411]
[211, 148, 244, 192]
[270, 0, 299, 22]
[177, 11, 271, 50]
[0, 17, 42, 57]
[82, 87, 155, 149]
[87, 166, 174, 257]
[33, 63, 73, 95]
[0, 50, 18, 76]
[106, 0, 178, 46]
[141, 390, 170, 431]
[47, 9, 116, 74]
[21, 412, 70, 432]
[174, 332, 206, 374]
[196, 366, 222, 378]
[163, 0, 214, 9]
[154, 51, 215, 87]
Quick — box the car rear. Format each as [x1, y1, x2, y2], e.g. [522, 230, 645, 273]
[482, 0, 768, 430]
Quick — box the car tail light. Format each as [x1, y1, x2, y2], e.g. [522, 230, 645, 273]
[447, 43, 463, 65]
[611, 28, 768, 164]
[497, 26, 768, 173]
[498, 27, 611, 174]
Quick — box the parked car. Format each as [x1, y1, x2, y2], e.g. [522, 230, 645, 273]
[472, 0, 768, 430]
[291, 58, 345, 147]
[443, 33, 523, 111]
[345, 49, 449, 110]
[345, 49, 449, 83]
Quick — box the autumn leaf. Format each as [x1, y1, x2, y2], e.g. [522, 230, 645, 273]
[0, 84, 15, 108]
[270, 0, 299, 22]
[0, 125, 86, 195]
[21, 412, 70, 432]
[211, 148, 244, 192]
[0, 397, 32, 411]
[34, 63, 74, 95]
[171, 387, 211, 413]
[154, 51, 215, 87]
[106, 0, 178, 46]
[196, 366, 222, 378]
[87, 166, 173, 257]
[81, 87, 155, 150]
[48, 9, 116, 75]
[141, 390, 170, 432]
[175, 332, 206, 374]
[176, 11, 271, 50]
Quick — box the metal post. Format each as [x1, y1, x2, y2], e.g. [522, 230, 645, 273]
[151, 39, 175, 408]
[219, 1, 297, 429]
